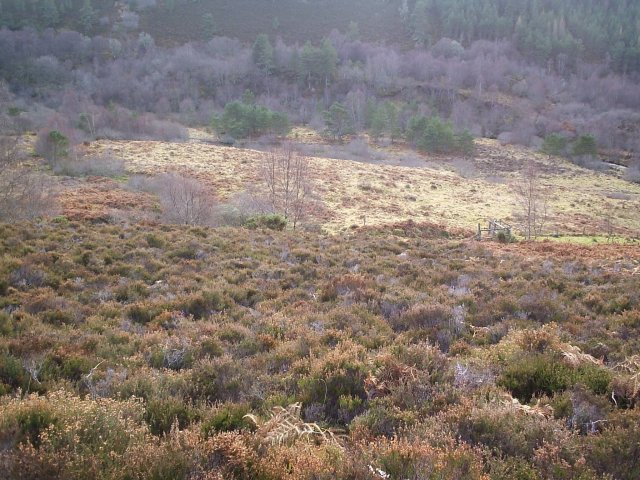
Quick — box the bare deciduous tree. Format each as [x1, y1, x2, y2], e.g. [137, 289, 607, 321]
[260, 142, 312, 230]
[512, 160, 550, 240]
[0, 134, 55, 221]
[158, 171, 214, 226]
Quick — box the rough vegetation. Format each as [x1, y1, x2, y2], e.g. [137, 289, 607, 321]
[0, 219, 639, 479]
[1, 1, 640, 478]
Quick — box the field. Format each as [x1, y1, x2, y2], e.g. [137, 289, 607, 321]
[77, 131, 640, 237]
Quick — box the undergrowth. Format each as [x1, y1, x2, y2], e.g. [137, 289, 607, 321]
[0, 219, 638, 479]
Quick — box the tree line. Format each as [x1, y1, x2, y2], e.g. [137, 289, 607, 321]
[401, 0, 640, 75]
[1, 27, 639, 168]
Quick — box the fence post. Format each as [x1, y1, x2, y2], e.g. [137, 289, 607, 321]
[477, 223, 481, 240]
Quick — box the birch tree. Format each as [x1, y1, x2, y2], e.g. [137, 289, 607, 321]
[512, 160, 550, 240]
[261, 142, 312, 230]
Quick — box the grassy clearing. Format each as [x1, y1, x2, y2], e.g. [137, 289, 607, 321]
[539, 235, 640, 245]
[81, 134, 640, 238]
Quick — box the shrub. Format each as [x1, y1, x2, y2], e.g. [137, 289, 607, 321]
[370, 437, 486, 480]
[128, 302, 161, 324]
[450, 402, 567, 459]
[41, 309, 75, 326]
[298, 341, 368, 424]
[168, 244, 199, 260]
[574, 364, 612, 395]
[155, 172, 215, 226]
[202, 402, 251, 437]
[186, 356, 245, 403]
[496, 230, 516, 243]
[407, 115, 474, 155]
[144, 397, 196, 436]
[351, 397, 418, 437]
[14, 403, 59, 448]
[198, 337, 224, 358]
[0, 391, 149, 479]
[180, 291, 229, 319]
[145, 233, 165, 248]
[0, 311, 11, 336]
[498, 354, 573, 403]
[213, 98, 290, 139]
[572, 134, 597, 157]
[36, 129, 69, 166]
[0, 353, 29, 394]
[541, 133, 568, 157]
[584, 409, 640, 480]
[52, 154, 126, 178]
[243, 214, 287, 231]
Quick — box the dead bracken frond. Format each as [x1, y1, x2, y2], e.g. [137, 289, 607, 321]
[613, 356, 640, 399]
[365, 357, 419, 400]
[559, 344, 602, 368]
[244, 403, 344, 449]
[503, 395, 554, 419]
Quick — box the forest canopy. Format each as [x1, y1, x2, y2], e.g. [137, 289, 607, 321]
[3, 0, 637, 74]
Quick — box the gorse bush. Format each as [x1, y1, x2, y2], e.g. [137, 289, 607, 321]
[243, 214, 287, 231]
[213, 95, 290, 140]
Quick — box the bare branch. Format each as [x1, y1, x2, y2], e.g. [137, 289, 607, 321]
[259, 142, 312, 229]
[511, 160, 551, 240]
[157, 171, 215, 226]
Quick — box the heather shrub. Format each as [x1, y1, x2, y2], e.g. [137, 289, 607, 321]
[449, 401, 568, 459]
[584, 409, 640, 480]
[367, 343, 454, 412]
[128, 302, 162, 324]
[180, 291, 229, 319]
[392, 302, 451, 331]
[518, 290, 565, 323]
[573, 364, 612, 395]
[0, 353, 29, 394]
[488, 457, 542, 480]
[202, 402, 251, 437]
[498, 353, 573, 403]
[145, 233, 165, 248]
[144, 397, 197, 436]
[186, 356, 246, 403]
[0, 391, 148, 479]
[319, 274, 377, 304]
[41, 309, 75, 326]
[0, 311, 11, 336]
[369, 437, 486, 480]
[350, 397, 418, 437]
[0, 214, 639, 479]
[298, 341, 368, 424]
